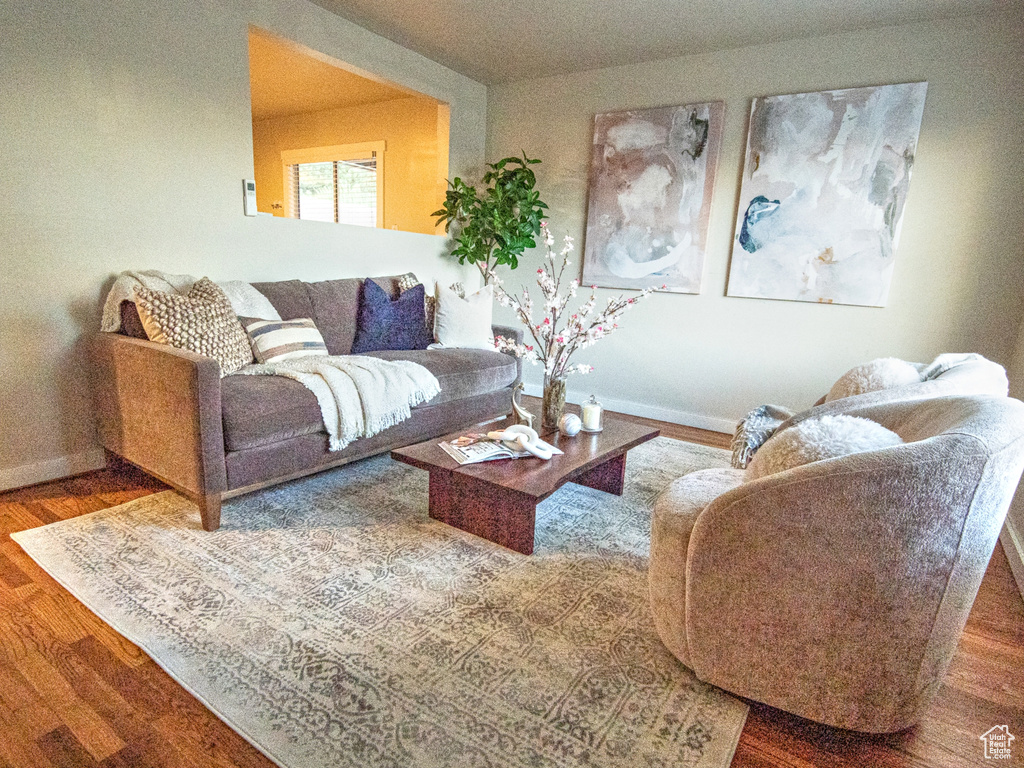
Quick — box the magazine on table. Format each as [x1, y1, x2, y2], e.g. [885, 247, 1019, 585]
[440, 433, 562, 465]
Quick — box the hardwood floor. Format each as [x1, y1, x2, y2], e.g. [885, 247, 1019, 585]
[1, 413, 1022, 768]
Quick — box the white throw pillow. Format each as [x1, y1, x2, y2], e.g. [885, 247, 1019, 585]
[747, 414, 903, 480]
[433, 283, 494, 349]
[825, 357, 923, 402]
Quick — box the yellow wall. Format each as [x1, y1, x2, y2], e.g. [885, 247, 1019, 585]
[252, 96, 449, 234]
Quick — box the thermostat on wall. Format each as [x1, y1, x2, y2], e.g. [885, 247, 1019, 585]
[243, 179, 257, 216]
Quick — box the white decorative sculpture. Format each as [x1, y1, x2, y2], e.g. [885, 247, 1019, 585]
[511, 382, 534, 430]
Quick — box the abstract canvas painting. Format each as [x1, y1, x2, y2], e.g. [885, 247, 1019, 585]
[582, 102, 724, 293]
[726, 82, 928, 306]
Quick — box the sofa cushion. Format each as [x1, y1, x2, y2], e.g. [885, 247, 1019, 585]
[119, 300, 149, 339]
[221, 374, 325, 452]
[252, 276, 406, 356]
[250, 279, 315, 322]
[303, 278, 363, 355]
[221, 347, 518, 451]
[363, 348, 517, 405]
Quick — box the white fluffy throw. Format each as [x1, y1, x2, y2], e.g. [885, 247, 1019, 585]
[237, 355, 441, 451]
[825, 357, 923, 402]
[747, 414, 904, 480]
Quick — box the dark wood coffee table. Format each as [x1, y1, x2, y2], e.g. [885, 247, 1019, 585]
[391, 414, 659, 554]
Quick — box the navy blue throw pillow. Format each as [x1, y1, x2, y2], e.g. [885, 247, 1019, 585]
[350, 279, 434, 353]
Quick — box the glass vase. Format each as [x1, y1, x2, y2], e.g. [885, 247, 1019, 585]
[542, 375, 567, 430]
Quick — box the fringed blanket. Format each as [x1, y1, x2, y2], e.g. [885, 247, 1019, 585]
[100, 270, 281, 332]
[237, 356, 441, 451]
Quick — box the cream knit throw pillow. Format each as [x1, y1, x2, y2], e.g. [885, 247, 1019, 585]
[135, 277, 253, 376]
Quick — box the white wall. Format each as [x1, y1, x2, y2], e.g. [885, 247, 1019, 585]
[1002, 319, 1024, 598]
[0, 0, 486, 490]
[486, 11, 1024, 432]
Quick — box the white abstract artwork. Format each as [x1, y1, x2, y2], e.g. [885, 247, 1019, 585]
[582, 102, 724, 293]
[726, 82, 928, 306]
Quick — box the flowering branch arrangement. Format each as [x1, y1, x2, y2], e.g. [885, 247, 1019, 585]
[493, 222, 656, 381]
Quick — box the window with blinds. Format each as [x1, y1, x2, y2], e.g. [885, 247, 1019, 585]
[281, 142, 384, 227]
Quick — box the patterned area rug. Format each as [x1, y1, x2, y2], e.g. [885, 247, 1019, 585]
[13, 437, 747, 768]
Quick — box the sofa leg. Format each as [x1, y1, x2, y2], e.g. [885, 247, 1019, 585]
[199, 494, 222, 531]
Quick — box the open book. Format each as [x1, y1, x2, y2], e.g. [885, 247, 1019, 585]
[440, 433, 562, 465]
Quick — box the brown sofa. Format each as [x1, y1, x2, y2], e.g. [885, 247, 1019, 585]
[90, 275, 522, 531]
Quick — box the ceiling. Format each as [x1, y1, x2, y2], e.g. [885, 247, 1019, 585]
[248, 27, 422, 120]
[311, 0, 1013, 84]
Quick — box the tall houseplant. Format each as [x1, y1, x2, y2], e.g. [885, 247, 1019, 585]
[433, 154, 548, 284]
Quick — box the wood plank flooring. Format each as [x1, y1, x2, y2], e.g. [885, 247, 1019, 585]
[1, 414, 1022, 768]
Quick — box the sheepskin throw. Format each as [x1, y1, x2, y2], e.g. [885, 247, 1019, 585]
[730, 404, 796, 468]
[237, 355, 440, 451]
[747, 414, 904, 479]
[134, 278, 253, 376]
[825, 357, 923, 402]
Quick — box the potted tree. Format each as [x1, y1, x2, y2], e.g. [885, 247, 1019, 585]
[433, 154, 548, 284]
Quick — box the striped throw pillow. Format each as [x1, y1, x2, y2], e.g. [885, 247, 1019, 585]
[243, 318, 328, 363]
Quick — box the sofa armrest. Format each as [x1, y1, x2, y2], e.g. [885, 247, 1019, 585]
[89, 332, 227, 505]
[491, 323, 523, 345]
[492, 324, 524, 384]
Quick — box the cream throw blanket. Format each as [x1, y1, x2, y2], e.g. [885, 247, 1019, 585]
[237, 356, 441, 451]
[100, 270, 281, 332]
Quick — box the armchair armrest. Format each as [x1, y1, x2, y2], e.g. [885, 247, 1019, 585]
[89, 332, 226, 529]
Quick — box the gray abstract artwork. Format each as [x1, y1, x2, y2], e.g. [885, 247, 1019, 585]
[727, 82, 928, 306]
[582, 102, 724, 293]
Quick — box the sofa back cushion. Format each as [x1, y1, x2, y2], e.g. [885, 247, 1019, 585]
[250, 280, 314, 322]
[303, 278, 363, 355]
[119, 301, 149, 339]
[251, 275, 405, 356]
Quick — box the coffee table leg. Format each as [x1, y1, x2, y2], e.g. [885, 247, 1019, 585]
[573, 452, 627, 495]
[428, 470, 537, 555]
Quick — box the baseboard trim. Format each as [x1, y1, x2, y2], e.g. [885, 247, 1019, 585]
[0, 448, 107, 493]
[1001, 517, 1024, 603]
[522, 383, 735, 435]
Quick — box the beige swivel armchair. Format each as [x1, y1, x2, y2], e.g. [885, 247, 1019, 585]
[649, 394, 1024, 732]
